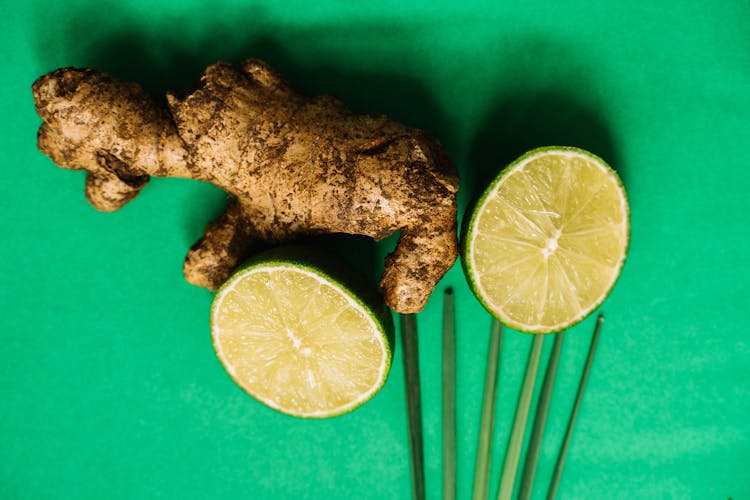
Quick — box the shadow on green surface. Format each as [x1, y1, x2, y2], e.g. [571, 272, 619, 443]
[466, 92, 624, 210]
[30, 1, 455, 291]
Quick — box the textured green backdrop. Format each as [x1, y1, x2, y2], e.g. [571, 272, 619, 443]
[2, 1, 749, 498]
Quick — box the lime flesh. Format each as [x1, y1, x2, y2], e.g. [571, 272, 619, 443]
[463, 147, 629, 333]
[211, 256, 392, 418]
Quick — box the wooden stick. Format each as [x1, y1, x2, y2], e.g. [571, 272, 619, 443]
[547, 314, 604, 499]
[401, 314, 425, 500]
[497, 334, 545, 500]
[442, 288, 457, 500]
[518, 332, 564, 500]
[472, 320, 503, 500]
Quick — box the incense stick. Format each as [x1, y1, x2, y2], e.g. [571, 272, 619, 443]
[401, 314, 425, 500]
[497, 334, 545, 500]
[442, 288, 456, 500]
[472, 319, 503, 500]
[547, 314, 604, 499]
[518, 332, 564, 500]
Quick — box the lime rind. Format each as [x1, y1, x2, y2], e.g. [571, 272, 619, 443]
[210, 245, 394, 418]
[461, 146, 630, 334]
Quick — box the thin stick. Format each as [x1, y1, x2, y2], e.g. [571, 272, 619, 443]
[401, 314, 425, 500]
[547, 314, 604, 500]
[497, 334, 545, 500]
[442, 289, 457, 500]
[518, 332, 564, 500]
[472, 320, 503, 500]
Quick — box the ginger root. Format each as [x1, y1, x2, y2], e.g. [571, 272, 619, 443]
[32, 59, 459, 313]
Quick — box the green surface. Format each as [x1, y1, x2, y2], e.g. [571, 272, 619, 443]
[1, 1, 748, 498]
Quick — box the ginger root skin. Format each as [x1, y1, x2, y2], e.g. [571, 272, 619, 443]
[32, 59, 459, 313]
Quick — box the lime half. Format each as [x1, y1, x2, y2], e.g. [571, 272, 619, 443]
[211, 247, 393, 418]
[462, 147, 629, 333]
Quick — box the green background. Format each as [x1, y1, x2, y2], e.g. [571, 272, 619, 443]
[2, 0, 748, 498]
